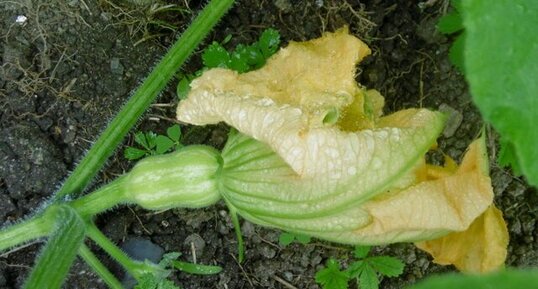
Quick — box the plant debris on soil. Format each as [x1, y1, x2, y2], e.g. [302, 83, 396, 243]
[1, 0, 536, 288]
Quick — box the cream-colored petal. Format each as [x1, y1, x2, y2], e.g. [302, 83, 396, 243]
[178, 28, 388, 178]
[179, 76, 444, 180]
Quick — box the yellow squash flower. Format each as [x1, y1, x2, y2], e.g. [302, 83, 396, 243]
[177, 28, 508, 273]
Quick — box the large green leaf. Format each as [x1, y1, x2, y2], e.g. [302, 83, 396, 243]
[462, 0, 538, 186]
[407, 269, 538, 289]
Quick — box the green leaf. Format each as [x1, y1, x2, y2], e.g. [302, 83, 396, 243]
[354, 246, 371, 259]
[135, 274, 180, 289]
[222, 34, 232, 44]
[498, 137, 522, 176]
[358, 264, 379, 289]
[159, 252, 181, 267]
[172, 261, 222, 275]
[229, 45, 250, 73]
[279, 232, 295, 246]
[462, 0, 538, 187]
[177, 77, 191, 100]
[279, 232, 311, 246]
[244, 44, 265, 68]
[155, 135, 175, 154]
[124, 147, 147, 160]
[451, 0, 462, 11]
[135, 131, 150, 150]
[315, 259, 349, 289]
[145, 132, 158, 150]
[406, 269, 538, 289]
[367, 256, 404, 277]
[448, 33, 465, 72]
[202, 42, 230, 68]
[437, 11, 463, 34]
[167, 125, 182, 142]
[346, 260, 365, 279]
[258, 28, 280, 58]
[295, 233, 311, 244]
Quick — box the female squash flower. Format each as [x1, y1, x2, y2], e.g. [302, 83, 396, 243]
[177, 28, 508, 273]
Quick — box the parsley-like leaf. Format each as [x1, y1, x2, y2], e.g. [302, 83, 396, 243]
[258, 28, 280, 59]
[346, 260, 365, 279]
[155, 135, 175, 154]
[315, 259, 349, 289]
[295, 233, 311, 244]
[166, 125, 181, 142]
[134, 274, 180, 289]
[202, 42, 230, 68]
[354, 246, 371, 259]
[279, 232, 295, 246]
[135, 132, 150, 150]
[279, 232, 311, 246]
[368, 256, 405, 277]
[124, 147, 147, 160]
[359, 264, 379, 289]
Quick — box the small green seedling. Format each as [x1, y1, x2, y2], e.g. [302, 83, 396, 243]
[177, 28, 280, 99]
[135, 252, 222, 289]
[125, 124, 182, 160]
[279, 232, 312, 246]
[315, 246, 404, 289]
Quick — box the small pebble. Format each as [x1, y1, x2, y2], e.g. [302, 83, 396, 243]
[110, 57, 124, 75]
[260, 245, 276, 259]
[439, 103, 463, 138]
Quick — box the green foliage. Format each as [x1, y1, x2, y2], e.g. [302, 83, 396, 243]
[177, 28, 280, 99]
[438, 0, 538, 187]
[315, 246, 404, 289]
[172, 261, 222, 275]
[462, 0, 538, 187]
[134, 252, 221, 289]
[436, 0, 465, 72]
[135, 274, 181, 289]
[436, 0, 462, 34]
[315, 259, 349, 289]
[125, 124, 182, 160]
[279, 232, 312, 246]
[406, 269, 538, 289]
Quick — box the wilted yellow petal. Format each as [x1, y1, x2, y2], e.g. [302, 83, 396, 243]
[178, 29, 444, 181]
[415, 205, 509, 273]
[313, 136, 497, 246]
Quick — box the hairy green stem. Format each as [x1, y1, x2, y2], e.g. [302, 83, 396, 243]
[0, 215, 53, 252]
[79, 244, 124, 289]
[70, 176, 128, 218]
[54, 0, 235, 200]
[23, 206, 86, 289]
[87, 223, 162, 281]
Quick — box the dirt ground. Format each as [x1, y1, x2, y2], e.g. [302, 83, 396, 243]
[1, 0, 536, 288]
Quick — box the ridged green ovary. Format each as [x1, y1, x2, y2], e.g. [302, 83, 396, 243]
[123, 145, 222, 210]
[219, 112, 444, 234]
